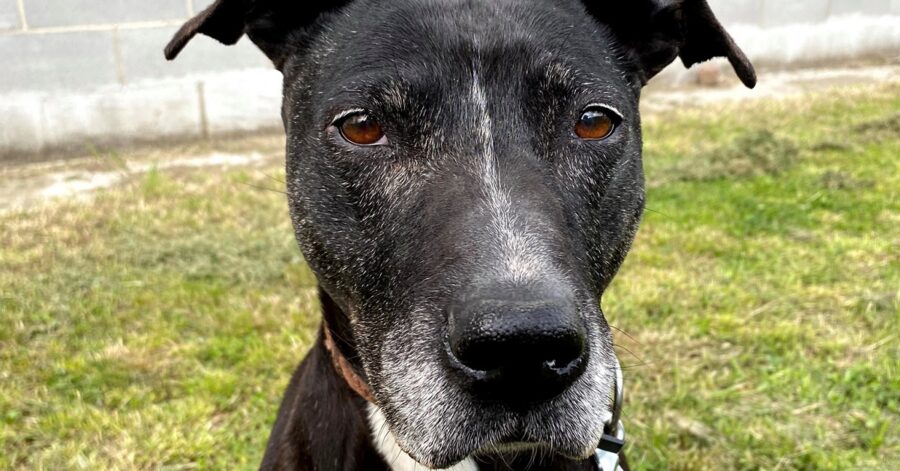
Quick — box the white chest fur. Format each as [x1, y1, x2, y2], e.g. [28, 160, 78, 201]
[367, 404, 479, 471]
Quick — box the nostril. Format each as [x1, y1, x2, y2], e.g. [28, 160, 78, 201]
[452, 335, 584, 374]
[451, 336, 504, 372]
[544, 335, 584, 372]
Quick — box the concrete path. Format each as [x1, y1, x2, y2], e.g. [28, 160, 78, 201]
[1, 64, 897, 212]
[642, 63, 899, 113]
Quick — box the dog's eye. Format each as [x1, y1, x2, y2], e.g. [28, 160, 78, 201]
[337, 113, 387, 146]
[575, 107, 618, 140]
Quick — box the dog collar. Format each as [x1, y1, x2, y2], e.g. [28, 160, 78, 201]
[593, 358, 626, 471]
[322, 320, 376, 403]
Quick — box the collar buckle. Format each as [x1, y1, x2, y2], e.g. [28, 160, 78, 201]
[594, 421, 625, 471]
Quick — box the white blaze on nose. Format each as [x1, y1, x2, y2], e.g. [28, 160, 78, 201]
[470, 66, 550, 282]
[367, 404, 479, 471]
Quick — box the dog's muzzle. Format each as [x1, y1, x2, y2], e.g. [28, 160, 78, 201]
[323, 320, 627, 470]
[592, 357, 625, 471]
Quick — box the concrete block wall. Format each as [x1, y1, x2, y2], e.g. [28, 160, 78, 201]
[664, 0, 900, 84]
[708, 0, 900, 25]
[1, 0, 282, 157]
[1, 0, 899, 158]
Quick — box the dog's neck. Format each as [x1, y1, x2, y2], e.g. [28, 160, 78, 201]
[259, 323, 388, 470]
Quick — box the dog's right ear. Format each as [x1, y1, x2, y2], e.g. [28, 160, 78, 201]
[164, 0, 350, 70]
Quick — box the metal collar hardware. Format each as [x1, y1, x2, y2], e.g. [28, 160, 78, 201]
[592, 359, 625, 471]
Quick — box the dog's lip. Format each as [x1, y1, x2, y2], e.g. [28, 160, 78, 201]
[472, 440, 597, 462]
[474, 440, 548, 455]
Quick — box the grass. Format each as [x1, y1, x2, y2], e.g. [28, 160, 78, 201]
[1, 83, 898, 470]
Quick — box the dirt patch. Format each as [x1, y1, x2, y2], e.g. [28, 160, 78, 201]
[853, 113, 900, 142]
[0, 152, 279, 212]
[820, 170, 875, 191]
[641, 64, 900, 114]
[662, 130, 798, 182]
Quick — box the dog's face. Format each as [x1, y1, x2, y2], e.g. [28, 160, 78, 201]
[167, 0, 754, 467]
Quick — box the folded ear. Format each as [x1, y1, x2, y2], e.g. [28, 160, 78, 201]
[585, 0, 756, 88]
[164, 0, 349, 70]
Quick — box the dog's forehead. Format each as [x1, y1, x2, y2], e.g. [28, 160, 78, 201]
[311, 0, 623, 95]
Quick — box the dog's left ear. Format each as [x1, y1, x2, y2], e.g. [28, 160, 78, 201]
[164, 0, 350, 70]
[585, 0, 756, 88]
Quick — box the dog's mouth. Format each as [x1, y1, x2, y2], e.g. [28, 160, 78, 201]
[370, 403, 611, 470]
[471, 442, 570, 468]
[473, 439, 586, 462]
[370, 355, 623, 469]
[474, 358, 624, 461]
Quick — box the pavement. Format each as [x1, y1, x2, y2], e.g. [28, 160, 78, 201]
[1, 64, 897, 213]
[641, 63, 900, 113]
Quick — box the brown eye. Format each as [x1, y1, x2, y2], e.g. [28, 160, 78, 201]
[575, 108, 617, 140]
[338, 113, 386, 146]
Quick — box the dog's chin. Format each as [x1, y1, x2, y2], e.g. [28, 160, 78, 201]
[368, 403, 607, 470]
[416, 437, 600, 470]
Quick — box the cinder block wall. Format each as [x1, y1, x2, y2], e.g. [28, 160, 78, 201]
[711, 0, 900, 26]
[2, 0, 899, 159]
[708, 0, 900, 64]
[1, 0, 280, 158]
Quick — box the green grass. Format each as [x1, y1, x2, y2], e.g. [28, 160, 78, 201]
[1, 83, 898, 470]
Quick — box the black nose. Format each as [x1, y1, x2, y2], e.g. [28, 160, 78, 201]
[448, 291, 588, 403]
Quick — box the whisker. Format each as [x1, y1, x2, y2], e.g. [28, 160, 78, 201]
[239, 182, 288, 195]
[264, 172, 286, 184]
[608, 323, 639, 344]
[379, 420, 390, 449]
[612, 343, 644, 363]
[644, 206, 669, 217]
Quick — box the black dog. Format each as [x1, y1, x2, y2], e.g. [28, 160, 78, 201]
[166, 1, 755, 469]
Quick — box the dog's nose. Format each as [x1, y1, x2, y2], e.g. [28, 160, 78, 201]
[448, 292, 587, 403]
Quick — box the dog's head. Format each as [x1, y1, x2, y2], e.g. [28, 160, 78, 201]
[167, 0, 754, 467]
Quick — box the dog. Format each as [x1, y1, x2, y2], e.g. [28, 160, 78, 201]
[165, 1, 755, 469]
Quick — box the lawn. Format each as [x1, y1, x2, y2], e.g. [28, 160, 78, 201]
[1, 83, 898, 470]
